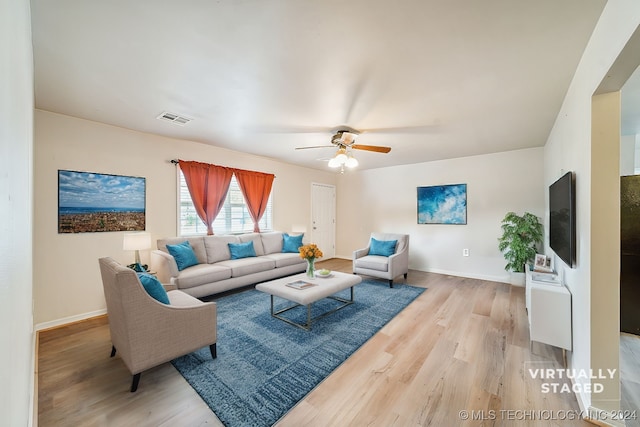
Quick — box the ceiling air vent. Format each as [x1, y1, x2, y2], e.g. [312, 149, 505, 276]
[157, 111, 192, 126]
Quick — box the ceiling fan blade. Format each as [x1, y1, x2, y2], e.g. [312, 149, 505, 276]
[359, 125, 440, 134]
[343, 72, 371, 125]
[352, 144, 391, 153]
[295, 145, 335, 150]
[248, 125, 334, 134]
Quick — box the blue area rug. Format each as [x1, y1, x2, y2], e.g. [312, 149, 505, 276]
[172, 279, 425, 427]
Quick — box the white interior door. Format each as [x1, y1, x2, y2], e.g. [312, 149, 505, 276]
[311, 183, 336, 259]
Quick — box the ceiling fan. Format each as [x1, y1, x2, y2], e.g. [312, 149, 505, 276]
[295, 129, 392, 154]
[250, 121, 439, 171]
[294, 128, 392, 172]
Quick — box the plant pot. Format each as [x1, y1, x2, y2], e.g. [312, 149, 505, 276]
[510, 272, 525, 287]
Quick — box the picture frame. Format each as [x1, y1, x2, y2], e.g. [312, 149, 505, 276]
[417, 183, 467, 224]
[534, 253, 554, 272]
[58, 169, 146, 233]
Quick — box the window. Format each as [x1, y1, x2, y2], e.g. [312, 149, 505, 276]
[178, 171, 273, 235]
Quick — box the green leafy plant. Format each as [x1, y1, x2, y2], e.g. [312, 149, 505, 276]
[498, 212, 544, 273]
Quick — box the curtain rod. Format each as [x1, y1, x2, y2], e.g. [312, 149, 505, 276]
[169, 159, 275, 177]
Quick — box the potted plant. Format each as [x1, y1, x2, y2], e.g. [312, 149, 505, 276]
[498, 212, 543, 285]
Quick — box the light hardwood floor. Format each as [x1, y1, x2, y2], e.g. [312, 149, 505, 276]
[39, 259, 608, 426]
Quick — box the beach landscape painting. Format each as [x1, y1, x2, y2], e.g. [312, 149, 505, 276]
[58, 170, 146, 233]
[417, 183, 467, 225]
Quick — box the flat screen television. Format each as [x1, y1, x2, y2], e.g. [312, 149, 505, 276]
[549, 171, 576, 268]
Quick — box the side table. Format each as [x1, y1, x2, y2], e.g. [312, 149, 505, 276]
[525, 268, 572, 367]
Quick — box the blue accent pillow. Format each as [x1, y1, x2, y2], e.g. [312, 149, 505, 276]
[166, 240, 199, 271]
[136, 273, 170, 304]
[369, 238, 398, 257]
[228, 241, 256, 260]
[282, 233, 304, 253]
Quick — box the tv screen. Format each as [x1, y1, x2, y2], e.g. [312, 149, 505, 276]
[549, 171, 576, 268]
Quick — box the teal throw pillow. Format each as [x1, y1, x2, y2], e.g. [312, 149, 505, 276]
[369, 237, 398, 257]
[136, 273, 170, 304]
[282, 233, 304, 253]
[228, 241, 256, 259]
[166, 240, 199, 271]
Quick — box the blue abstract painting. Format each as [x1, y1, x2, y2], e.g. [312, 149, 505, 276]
[417, 184, 467, 224]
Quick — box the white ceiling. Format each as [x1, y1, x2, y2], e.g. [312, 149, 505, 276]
[31, 0, 608, 171]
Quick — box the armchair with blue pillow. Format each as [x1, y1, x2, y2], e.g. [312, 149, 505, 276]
[98, 257, 217, 392]
[353, 232, 410, 288]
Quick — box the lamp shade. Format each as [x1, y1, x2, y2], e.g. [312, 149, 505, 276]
[335, 152, 348, 163]
[123, 232, 151, 251]
[328, 157, 341, 168]
[345, 155, 359, 168]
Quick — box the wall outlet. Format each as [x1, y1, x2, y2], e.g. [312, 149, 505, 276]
[463, 248, 470, 257]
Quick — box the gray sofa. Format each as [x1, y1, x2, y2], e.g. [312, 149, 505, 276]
[150, 232, 306, 298]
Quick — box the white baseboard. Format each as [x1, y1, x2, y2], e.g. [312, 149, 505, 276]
[584, 406, 626, 427]
[35, 308, 107, 332]
[332, 256, 511, 284]
[423, 267, 509, 284]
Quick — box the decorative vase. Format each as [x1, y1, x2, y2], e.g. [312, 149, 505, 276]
[306, 258, 315, 278]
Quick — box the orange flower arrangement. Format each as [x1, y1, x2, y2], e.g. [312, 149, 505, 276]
[300, 243, 323, 278]
[299, 243, 323, 261]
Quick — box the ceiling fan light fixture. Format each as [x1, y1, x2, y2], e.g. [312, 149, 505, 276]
[335, 152, 348, 163]
[332, 147, 349, 164]
[327, 146, 358, 170]
[328, 157, 341, 168]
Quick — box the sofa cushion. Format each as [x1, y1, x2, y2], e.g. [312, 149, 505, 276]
[238, 233, 265, 256]
[203, 235, 239, 264]
[354, 255, 389, 272]
[166, 241, 199, 271]
[369, 237, 397, 257]
[217, 257, 276, 277]
[262, 252, 305, 268]
[282, 233, 304, 253]
[157, 237, 207, 264]
[228, 241, 257, 260]
[174, 264, 232, 289]
[136, 273, 170, 304]
[261, 231, 283, 254]
[166, 289, 206, 306]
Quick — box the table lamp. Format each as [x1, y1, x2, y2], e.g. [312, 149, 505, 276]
[123, 232, 151, 272]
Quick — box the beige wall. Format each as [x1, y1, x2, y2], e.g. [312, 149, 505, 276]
[33, 109, 547, 326]
[1, 0, 35, 424]
[33, 110, 337, 327]
[336, 148, 545, 283]
[544, 0, 640, 414]
[591, 92, 621, 411]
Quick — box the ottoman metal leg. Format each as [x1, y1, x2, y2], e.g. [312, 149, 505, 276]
[268, 287, 355, 331]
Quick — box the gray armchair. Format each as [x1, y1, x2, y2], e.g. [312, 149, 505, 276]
[353, 233, 409, 288]
[98, 257, 217, 392]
